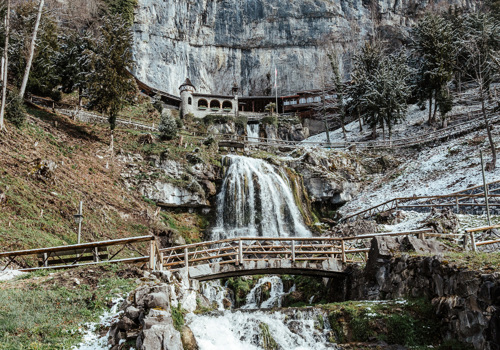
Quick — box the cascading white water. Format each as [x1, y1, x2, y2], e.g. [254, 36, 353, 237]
[212, 155, 311, 239]
[242, 276, 286, 309]
[186, 308, 336, 350]
[201, 280, 233, 311]
[247, 123, 260, 142]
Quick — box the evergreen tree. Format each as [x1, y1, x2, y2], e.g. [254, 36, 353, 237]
[411, 14, 455, 124]
[348, 41, 385, 138]
[86, 14, 137, 148]
[360, 52, 411, 139]
[158, 109, 178, 141]
[55, 31, 94, 104]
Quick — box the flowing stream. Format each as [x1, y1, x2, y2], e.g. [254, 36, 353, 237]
[212, 155, 311, 239]
[190, 277, 336, 350]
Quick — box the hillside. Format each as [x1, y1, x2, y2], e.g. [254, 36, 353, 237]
[0, 106, 166, 252]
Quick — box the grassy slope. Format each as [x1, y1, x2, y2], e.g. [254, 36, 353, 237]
[0, 106, 162, 255]
[0, 265, 141, 350]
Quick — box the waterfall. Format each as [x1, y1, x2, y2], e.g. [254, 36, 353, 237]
[247, 123, 260, 142]
[212, 155, 311, 239]
[186, 308, 335, 350]
[242, 276, 287, 309]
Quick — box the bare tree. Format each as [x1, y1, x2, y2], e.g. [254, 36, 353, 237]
[462, 15, 499, 171]
[19, 0, 44, 98]
[0, 0, 11, 131]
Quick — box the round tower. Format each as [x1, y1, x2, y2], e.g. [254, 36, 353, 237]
[179, 78, 196, 118]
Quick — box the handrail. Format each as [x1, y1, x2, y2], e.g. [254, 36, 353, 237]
[160, 229, 434, 271]
[0, 236, 160, 272]
[342, 180, 500, 222]
[0, 235, 154, 258]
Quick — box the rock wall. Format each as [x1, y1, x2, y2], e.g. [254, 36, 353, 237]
[347, 237, 500, 350]
[132, 0, 479, 96]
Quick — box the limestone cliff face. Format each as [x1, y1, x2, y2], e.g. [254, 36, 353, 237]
[132, 0, 478, 96]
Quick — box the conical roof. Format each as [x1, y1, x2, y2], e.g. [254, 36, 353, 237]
[180, 78, 195, 88]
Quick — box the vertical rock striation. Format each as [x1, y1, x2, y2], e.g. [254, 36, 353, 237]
[132, 0, 478, 96]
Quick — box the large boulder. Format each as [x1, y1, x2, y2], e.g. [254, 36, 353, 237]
[424, 208, 460, 233]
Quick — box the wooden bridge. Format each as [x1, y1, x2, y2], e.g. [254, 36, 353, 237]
[2, 226, 500, 276]
[341, 180, 500, 222]
[157, 229, 434, 280]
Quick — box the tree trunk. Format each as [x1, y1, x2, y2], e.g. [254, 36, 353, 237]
[428, 94, 433, 124]
[0, 0, 10, 132]
[482, 93, 496, 171]
[432, 95, 438, 122]
[371, 123, 377, 139]
[19, 0, 44, 98]
[358, 109, 362, 132]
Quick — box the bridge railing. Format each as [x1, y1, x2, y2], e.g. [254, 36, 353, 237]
[159, 229, 434, 271]
[0, 236, 159, 272]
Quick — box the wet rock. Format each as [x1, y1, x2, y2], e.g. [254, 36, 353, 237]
[180, 326, 199, 350]
[145, 292, 169, 310]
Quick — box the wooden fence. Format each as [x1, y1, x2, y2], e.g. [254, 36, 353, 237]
[0, 236, 162, 272]
[341, 180, 500, 222]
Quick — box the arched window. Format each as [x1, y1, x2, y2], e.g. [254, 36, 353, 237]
[198, 99, 208, 110]
[210, 100, 221, 110]
[299, 98, 306, 104]
[314, 96, 321, 103]
[222, 101, 233, 111]
[307, 97, 314, 103]
[188, 97, 192, 105]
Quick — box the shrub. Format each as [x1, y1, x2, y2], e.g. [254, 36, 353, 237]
[158, 110, 178, 140]
[261, 116, 278, 127]
[6, 93, 27, 128]
[235, 116, 248, 130]
[203, 114, 234, 125]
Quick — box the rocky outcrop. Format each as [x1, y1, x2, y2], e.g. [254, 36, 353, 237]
[347, 237, 500, 350]
[108, 270, 203, 350]
[118, 150, 219, 207]
[132, 0, 478, 96]
[285, 150, 364, 214]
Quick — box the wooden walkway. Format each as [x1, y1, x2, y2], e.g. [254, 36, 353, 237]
[1, 225, 499, 275]
[341, 180, 500, 222]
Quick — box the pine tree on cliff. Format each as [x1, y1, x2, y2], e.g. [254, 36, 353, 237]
[348, 41, 385, 139]
[86, 14, 137, 150]
[411, 14, 455, 124]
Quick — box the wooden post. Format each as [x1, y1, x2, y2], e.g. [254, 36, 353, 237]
[184, 247, 189, 268]
[291, 240, 296, 262]
[93, 247, 99, 262]
[481, 150, 491, 225]
[160, 252, 164, 271]
[470, 232, 477, 253]
[238, 239, 243, 264]
[455, 196, 459, 214]
[341, 240, 346, 263]
[43, 252, 48, 267]
[149, 239, 155, 270]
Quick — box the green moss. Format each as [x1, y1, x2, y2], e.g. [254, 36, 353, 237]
[170, 303, 185, 331]
[259, 322, 279, 350]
